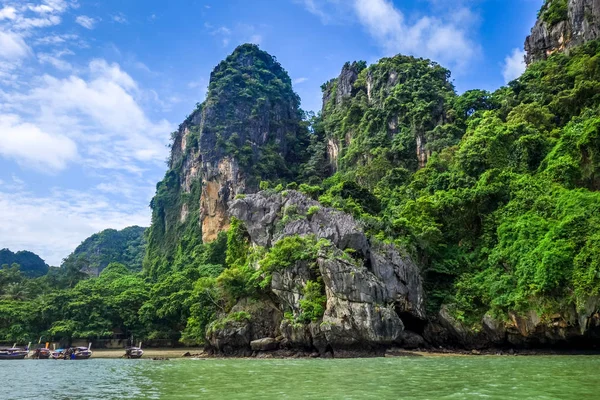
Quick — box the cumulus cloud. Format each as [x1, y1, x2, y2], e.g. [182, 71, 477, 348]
[502, 48, 526, 83]
[352, 0, 478, 71]
[0, 6, 17, 20]
[293, 77, 309, 84]
[2, 59, 173, 171]
[0, 30, 31, 60]
[75, 15, 97, 29]
[0, 114, 78, 171]
[298, 0, 479, 71]
[0, 0, 170, 264]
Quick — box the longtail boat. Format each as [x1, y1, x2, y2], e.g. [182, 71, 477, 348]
[0, 343, 29, 360]
[124, 342, 144, 359]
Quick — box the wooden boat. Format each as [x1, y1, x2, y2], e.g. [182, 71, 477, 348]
[51, 344, 93, 360]
[51, 348, 66, 359]
[30, 348, 52, 359]
[72, 346, 92, 360]
[124, 342, 144, 359]
[0, 345, 29, 360]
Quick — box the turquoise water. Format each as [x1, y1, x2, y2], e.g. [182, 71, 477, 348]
[2, 356, 600, 399]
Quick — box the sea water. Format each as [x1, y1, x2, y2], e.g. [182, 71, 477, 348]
[2, 355, 599, 399]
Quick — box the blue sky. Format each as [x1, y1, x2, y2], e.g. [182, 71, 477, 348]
[0, 0, 543, 265]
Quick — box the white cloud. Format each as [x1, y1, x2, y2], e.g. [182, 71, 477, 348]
[0, 0, 171, 266]
[28, 4, 54, 14]
[13, 14, 61, 30]
[75, 15, 97, 29]
[0, 6, 17, 20]
[296, 0, 347, 24]
[293, 77, 309, 84]
[38, 52, 73, 70]
[2, 59, 173, 172]
[0, 188, 151, 265]
[351, 0, 478, 71]
[298, 0, 479, 71]
[0, 30, 31, 60]
[0, 114, 78, 171]
[34, 33, 79, 46]
[502, 48, 526, 83]
[112, 13, 127, 24]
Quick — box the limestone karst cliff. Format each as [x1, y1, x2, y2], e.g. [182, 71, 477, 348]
[142, 2, 600, 353]
[205, 190, 425, 357]
[525, 0, 600, 64]
[321, 56, 455, 175]
[144, 44, 311, 277]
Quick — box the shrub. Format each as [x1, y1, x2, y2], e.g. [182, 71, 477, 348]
[307, 205, 320, 217]
[259, 181, 270, 190]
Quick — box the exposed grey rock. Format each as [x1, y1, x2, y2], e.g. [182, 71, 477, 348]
[321, 294, 403, 351]
[279, 320, 313, 350]
[226, 190, 425, 356]
[482, 314, 506, 345]
[231, 298, 282, 341]
[397, 330, 426, 350]
[206, 319, 251, 356]
[272, 261, 317, 314]
[525, 0, 600, 64]
[369, 242, 425, 320]
[335, 63, 360, 105]
[250, 338, 279, 351]
[229, 190, 369, 254]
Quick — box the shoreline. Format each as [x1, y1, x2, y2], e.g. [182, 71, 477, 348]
[83, 347, 600, 359]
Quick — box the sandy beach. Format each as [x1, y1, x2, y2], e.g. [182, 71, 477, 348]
[90, 348, 205, 359]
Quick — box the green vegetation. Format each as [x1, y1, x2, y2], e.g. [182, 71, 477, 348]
[4, 34, 600, 345]
[540, 0, 569, 26]
[0, 249, 48, 278]
[62, 226, 147, 275]
[313, 41, 600, 324]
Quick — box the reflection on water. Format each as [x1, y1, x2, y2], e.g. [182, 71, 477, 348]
[2, 356, 600, 399]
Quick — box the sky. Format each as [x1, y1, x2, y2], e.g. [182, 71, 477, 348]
[0, 0, 543, 266]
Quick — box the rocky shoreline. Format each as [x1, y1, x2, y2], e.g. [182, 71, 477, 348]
[183, 346, 600, 360]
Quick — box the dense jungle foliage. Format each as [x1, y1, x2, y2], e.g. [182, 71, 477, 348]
[2, 39, 600, 345]
[61, 226, 147, 275]
[0, 249, 48, 278]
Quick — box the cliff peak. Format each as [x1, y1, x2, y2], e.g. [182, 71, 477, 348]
[145, 46, 311, 276]
[525, 0, 600, 64]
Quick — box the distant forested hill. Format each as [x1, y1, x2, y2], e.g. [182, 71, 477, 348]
[61, 226, 147, 275]
[0, 249, 49, 277]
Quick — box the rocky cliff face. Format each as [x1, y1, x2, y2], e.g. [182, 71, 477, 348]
[168, 45, 308, 243]
[204, 190, 600, 354]
[205, 190, 426, 357]
[321, 56, 454, 175]
[145, 44, 311, 276]
[525, 0, 600, 64]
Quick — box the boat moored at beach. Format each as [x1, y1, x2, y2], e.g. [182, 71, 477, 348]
[0, 343, 30, 360]
[51, 343, 93, 360]
[30, 348, 52, 359]
[124, 342, 144, 359]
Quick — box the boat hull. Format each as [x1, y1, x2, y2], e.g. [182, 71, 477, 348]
[125, 348, 143, 359]
[0, 353, 27, 360]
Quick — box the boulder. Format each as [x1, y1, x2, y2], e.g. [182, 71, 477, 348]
[206, 319, 251, 356]
[250, 338, 279, 352]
